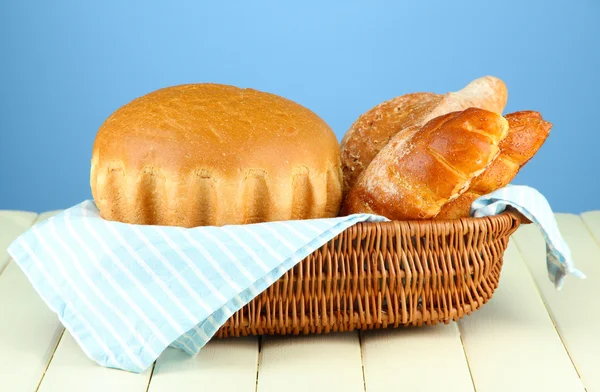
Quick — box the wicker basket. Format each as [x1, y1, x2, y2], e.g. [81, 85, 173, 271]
[215, 211, 521, 338]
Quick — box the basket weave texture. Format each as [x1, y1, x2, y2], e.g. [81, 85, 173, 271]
[216, 212, 521, 338]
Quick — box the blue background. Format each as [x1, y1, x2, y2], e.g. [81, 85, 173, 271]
[1, 0, 598, 213]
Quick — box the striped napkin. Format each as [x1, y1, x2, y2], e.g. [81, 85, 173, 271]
[7, 185, 583, 373]
[471, 184, 586, 289]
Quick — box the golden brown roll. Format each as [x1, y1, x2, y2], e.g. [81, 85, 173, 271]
[341, 108, 509, 220]
[340, 76, 508, 195]
[435, 110, 552, 219]
[90, 83, 343, 227]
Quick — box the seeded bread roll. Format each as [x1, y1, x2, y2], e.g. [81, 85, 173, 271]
[340, 76, 508, 195]
[341, 108, 509, 220]
[90, 83, 343, 228]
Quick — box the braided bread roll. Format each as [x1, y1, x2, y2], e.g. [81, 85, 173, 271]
[435, 110, 551, 219]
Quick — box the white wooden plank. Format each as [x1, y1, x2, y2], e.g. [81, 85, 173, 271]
[458, 241, 584, 392]
[257, 332, 364, 392]
[0, 210, 37, 273]
[0, 260, 64, 392]
[581, 211, 600, 241]
[37, 332, 151, 392]
[148, 337, 259, 392]
[0, 209, 64, 392]
[362, 324, 474, 392]
[512, 213, 600, 391]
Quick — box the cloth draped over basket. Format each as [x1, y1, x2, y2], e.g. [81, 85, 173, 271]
[7, 185, 585, 373]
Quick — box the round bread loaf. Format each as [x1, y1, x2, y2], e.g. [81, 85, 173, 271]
[90, 83, 343, 227]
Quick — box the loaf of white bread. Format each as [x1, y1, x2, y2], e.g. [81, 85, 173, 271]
[340, 77, 551, 220]
[90, 83, 343, 228]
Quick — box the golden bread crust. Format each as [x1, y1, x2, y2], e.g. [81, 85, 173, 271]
[340, 76, 508, 195]
[341, 108, 509, 220]
[90, 83, 342, 227]
[436, 110, 551, 219]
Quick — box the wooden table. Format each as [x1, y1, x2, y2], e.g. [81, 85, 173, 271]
[1, 209, 599, 392]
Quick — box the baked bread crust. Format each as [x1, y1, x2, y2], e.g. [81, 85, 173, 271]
[435, 110, 551, 219]
[340, 76, 508, 195]
[341, 108, 509, 220]
[90, 83, 342, 227]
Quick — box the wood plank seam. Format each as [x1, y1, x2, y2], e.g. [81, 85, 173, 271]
[357, 332, 367, 392]
[0, 261, 9, 276]
[34, 328, 66, 392]
[456, 328, 478, 391]
[255, 336, 263, 392]
[581, 215, 600, 249]
[0, 254, 13, 276]
[511, 232, 586, 385]
[144, 363, 157, 392]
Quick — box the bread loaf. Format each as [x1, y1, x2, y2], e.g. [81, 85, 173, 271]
[340, 76, 508, 195]
[90, 83, 343, 228]
[341, 108, 509, 220]
[435, 110, 551, 219]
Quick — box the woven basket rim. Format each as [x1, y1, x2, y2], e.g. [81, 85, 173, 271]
[348, 210, 522, 228]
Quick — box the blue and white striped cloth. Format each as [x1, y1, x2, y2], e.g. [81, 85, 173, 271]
[471, 185, 586, 289]
[7, 185, 584, 373]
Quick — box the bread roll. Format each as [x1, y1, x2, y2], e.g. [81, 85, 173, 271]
[340, 76, 508, 195]
[435, 110, 551, 219]
[341, 108, 509, 220]
[90, 83, 343, 228]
